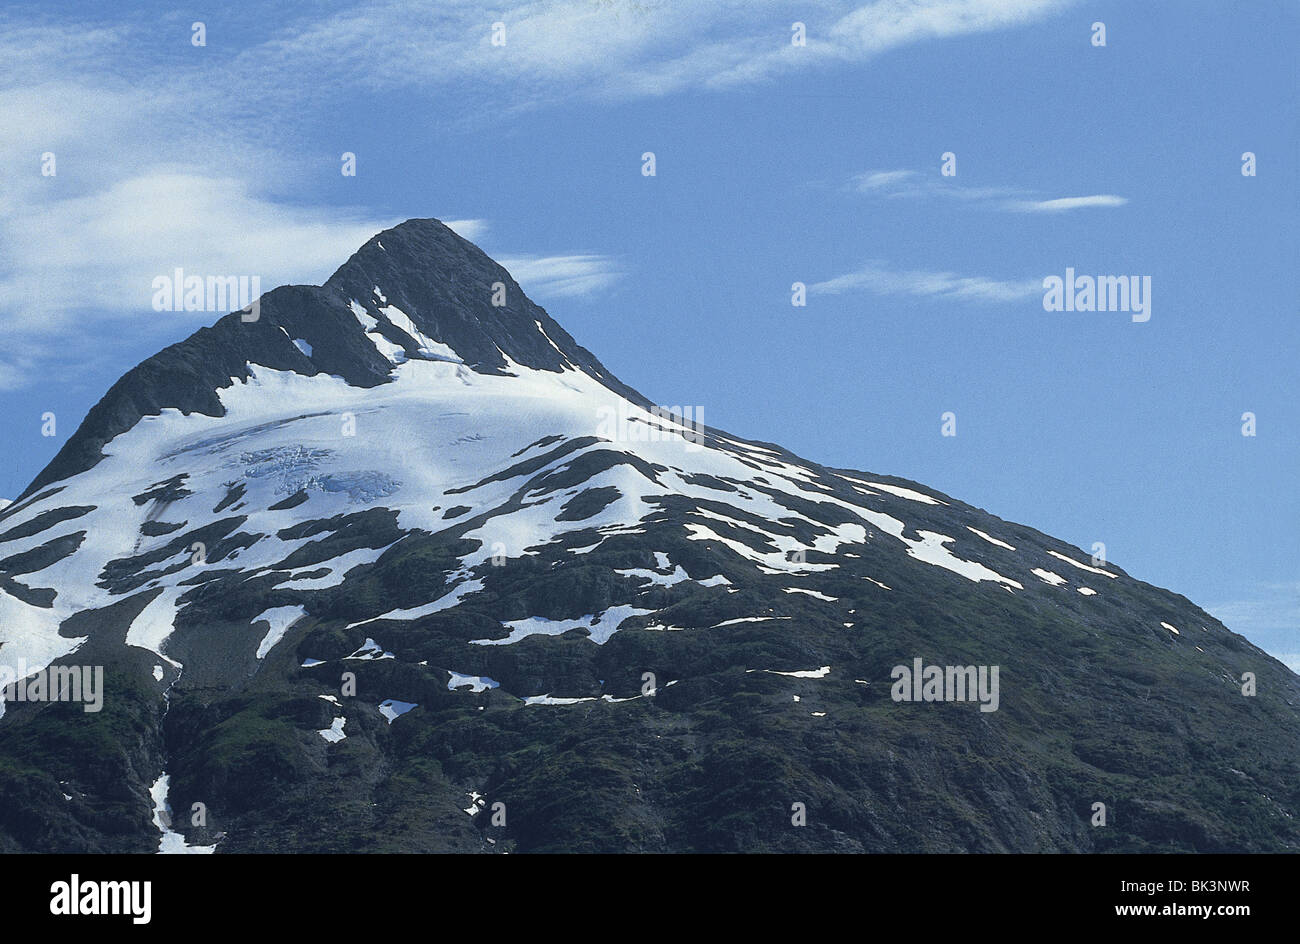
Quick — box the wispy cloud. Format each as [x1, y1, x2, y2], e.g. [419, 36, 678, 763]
[1206, 580, 1300, 671]
[0, 1, 1076, 387]
[855, 170, 920, 190]
[1004, 194, 1128, 212]
[849, 167, 1126, 213]
[217, 1, 1077, 108]
[812, 260, 1040, 303]
[1207, 581, 1299, 633]
[497, 254, 623, 299]
[0, 173, 399, 331]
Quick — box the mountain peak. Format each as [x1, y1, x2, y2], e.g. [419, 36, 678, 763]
[19, 219, 641, 499]
[323, 217, 605, 379]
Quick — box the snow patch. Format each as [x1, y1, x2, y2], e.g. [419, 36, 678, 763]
[472, 604, 653, 646]
[149, 774, 216, 854]
[448, 671, 499, 693]
[783, 587, 837, 601]
[346, 638, 394, 660]
[967, 526, 1015, 551]
[379, 699, 418, 723]
[1048, 550, 1117, 578]
[863, 482, 946, 504]
[747, 665, 831, 679]
[252, 605, 307, 659]
[318, 716, 347, 742]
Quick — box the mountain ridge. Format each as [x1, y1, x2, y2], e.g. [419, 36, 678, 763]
[0, 220, 1295, 854]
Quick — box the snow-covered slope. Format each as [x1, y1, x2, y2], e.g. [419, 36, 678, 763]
[0, 322, 1109, 702]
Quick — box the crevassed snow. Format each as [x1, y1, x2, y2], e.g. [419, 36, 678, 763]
[0, 330, 1106, 700]
[253, 605, 307, 659]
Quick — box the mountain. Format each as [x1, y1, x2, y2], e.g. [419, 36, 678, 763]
[0, 219, 1295, 853]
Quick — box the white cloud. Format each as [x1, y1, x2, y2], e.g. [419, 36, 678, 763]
[812, 260, 1040, 303]
[854, 169, 919, 190]
[0, 172, 399, 333]
[215, 0, 1076, 107]
[1206, 581, 1300, 673]
[1207, 582, 1300, 636]
[442, 220, 489, 242]
[497, 253, 623, 299]
[849, 168, 1125, 213]
[1005, 195, 1128, 212]
[0, 1, 1076, 386]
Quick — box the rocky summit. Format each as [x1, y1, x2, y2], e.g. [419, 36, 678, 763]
[0, 219, 1295, 853]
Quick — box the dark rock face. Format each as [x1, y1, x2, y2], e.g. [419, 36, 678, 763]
[1, 220, 1296, 855]
[327, 221, 594, 376]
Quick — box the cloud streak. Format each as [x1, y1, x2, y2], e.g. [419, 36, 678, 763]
[1005, 194, 1128, 212]
[1206, 580, 1300, 662]
[497, 253, 623, 300]
[849, 168, 1126, 213]
[216, 0, 1077, 108]
[811, 260, 1040, 303]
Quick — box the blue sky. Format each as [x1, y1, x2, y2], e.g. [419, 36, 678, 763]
[0, 1, 1295, 666]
